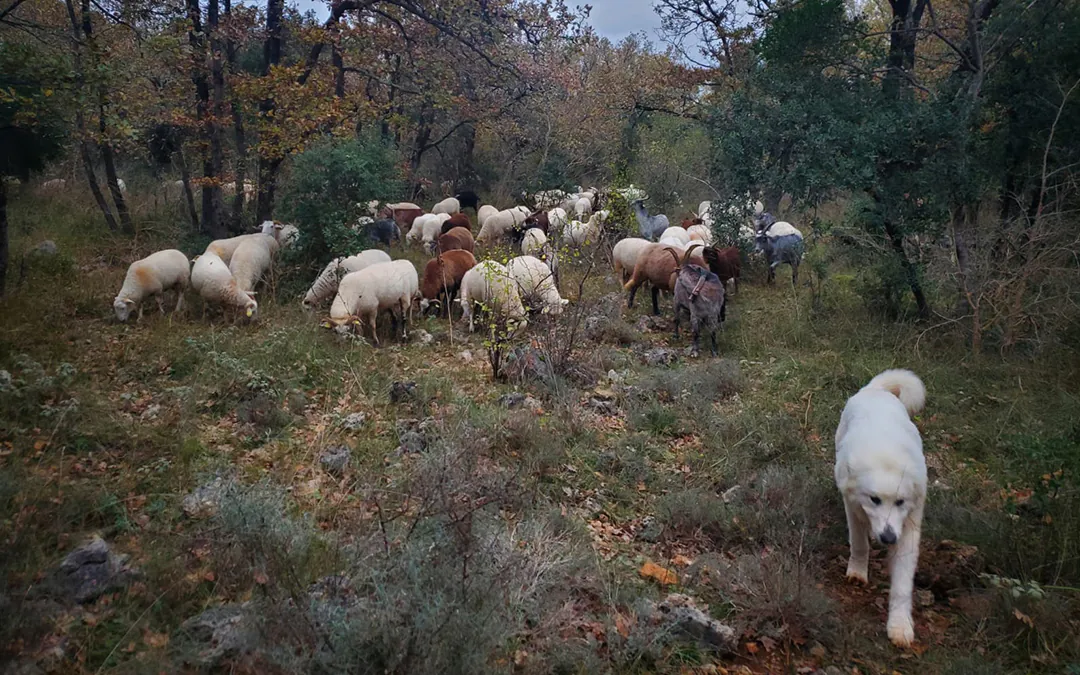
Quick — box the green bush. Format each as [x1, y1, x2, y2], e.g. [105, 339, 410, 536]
[279, 135, 404, 260]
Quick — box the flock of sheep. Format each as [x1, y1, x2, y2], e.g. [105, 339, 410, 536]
[109, 183, 806, 356]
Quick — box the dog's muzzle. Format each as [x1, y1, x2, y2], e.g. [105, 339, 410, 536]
[877, 527, 898, 545]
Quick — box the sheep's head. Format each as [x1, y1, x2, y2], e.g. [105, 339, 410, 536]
[243, 298, 259, 321]
[113, 297, 135, 322]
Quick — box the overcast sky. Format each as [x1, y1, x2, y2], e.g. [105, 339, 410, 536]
[289, 0, 665, 45]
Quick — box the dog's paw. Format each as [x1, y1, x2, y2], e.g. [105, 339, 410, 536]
[887, 615, 915, 648]
[845, 563, 868, 585]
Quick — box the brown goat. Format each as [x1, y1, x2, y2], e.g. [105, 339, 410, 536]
[420, 249, 476, 316]
[440, 212, 471, 234]
[623, 243, 706, 315]
[679, 216, 703, 229]
[436, 226, 474, 254]
[523, 210, 550, 234]
[702, 246, 741, 292]
[380, 205, 423, 232]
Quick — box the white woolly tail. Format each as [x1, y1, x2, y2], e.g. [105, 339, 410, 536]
[865, 369, 926, 416]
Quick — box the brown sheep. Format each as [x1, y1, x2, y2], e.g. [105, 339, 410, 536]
[440, 212, 471, 234]
[702, 246, 741, 292]
[623, 243, 706, 315]
[436, 226, 474, 254]
[420, 249, 477, 316]
[523, 210, 550, 234]
[379, 204, 423, 233]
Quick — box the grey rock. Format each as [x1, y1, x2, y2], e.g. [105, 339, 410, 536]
[32, 240, 58, 256]
[458, 350, 474, 362]
[498, 392, 527, 409]
[177, 604, 254, 667]
[182, 477, 226, 519]
[341, 412, 367, 431]
[286, 389, 308, 415]
[636, 516, 662, 543]
[634, 315, 666, 333]
[412, 329, 434, 346]
[319, 446, 351, 475]
[389, 380, 418, 403]
[645, 594, 737, 652]
[43, 536, 139, 604]
[395, 417, 436, 455]
[503, 345, 554, 384]
[585, 398, 618, 415]
[0, 369, 13, 392]
[642, 347, 678, 367]
[140, 404, 162, 421]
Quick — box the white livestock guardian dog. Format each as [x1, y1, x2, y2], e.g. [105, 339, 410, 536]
[835, 369, 927, 647]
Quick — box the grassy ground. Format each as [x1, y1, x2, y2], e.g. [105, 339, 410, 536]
[2, 188, 1079, 673]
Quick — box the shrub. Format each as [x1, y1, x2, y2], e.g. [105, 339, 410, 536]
[279, 135, 404, 260]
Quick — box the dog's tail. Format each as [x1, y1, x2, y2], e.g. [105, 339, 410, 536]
[865, 369, 926, 416]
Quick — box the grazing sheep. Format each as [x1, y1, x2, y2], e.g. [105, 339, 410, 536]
[702, 246, 742, 292]
[207, 233, 279, 266]
[612, 237, 652, 283]
[260, 221, 299, 248]
[440, 212, 471, 234]
[420, 250, 477, 315]
[523, 210, 550, 234]
[660, 226, 691, 246]
[531, 189, 568, 209]
[191, 251, 258, 321]
[668, 245, 726, 357]
[562, 212, 605, 247]
[477, 204, 498, 228]
[432, 197, 460, 216]
[476, 208, 528, 244]
[697, 201, 712, 221]
[624, 242, 706, 315]
[521, 228, 548, 256]
[687, 224, 713, 245]
[113, 249, 191, 322]
[229, 238, 274, 293]
[756, 223, 804, 284]
[507, 255, 567, 315]
[458, 260, 528, 333]
[40, 178, 66, 191]
[329, 260, 419, 343]
[407, 213, 451, 248]
[455, 190, 481, 212]
[574, 196, 593, 219]
[631, 199, 669, 241]
[436, 226, 475, 254]
[302, 250, 392, 308]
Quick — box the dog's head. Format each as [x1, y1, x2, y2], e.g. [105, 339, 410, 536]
[846, 470, 920, 545]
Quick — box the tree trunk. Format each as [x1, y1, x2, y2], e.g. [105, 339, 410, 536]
[952, 204, 975, 314]
[224, 0, 247, 232]
[883, 0, 927, 98]
[208, 0, 227, 236]
[63, 0, 118, 230]
[80, 0, 132, 234]
[175, 146, 200, 231]
[188, 0, 225, 237]
[332, 41, 345, 98]
[0, 179, 8, 296]
[883, 217, 930, 317]
[256, 0, 285, 223]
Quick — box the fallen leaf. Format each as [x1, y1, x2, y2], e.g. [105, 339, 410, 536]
[639, 561, 678, 585]
[744, 641, 759, 655]
[615, 612, 631, 638]
[143, 631, 169, 649]
[1014, 608, 1035, 628]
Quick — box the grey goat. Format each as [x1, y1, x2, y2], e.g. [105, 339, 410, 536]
[632, 199, 669, 241]
[668, 244, 726, 357]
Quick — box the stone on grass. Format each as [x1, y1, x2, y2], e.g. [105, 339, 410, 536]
[341, 412, 367, 431]
[32, 240, 58, 256]
[42, 536, 140, 604]
[642, 347, 678, 367]
[412, 329, 434, 346]
[177, 604, 254, 668]
[319, 446, 351, 475]
[182, 477, 227, 519]
[389, 380, 418, 403]
[644, 593, 737, 652]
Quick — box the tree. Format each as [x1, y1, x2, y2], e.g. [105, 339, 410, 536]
[0, 42, 65, 294]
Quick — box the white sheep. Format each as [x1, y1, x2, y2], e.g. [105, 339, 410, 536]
[113, 249, 190, 322]
[431, 197, 460, 215]
[476, 208, 528, 244]
[532, 189, 567, 209]
[612, 238, 652, 283]
[477, 204, 498, 227]
[41, 178, 66, 191]
[521, 228, 548, 256]
[303, 250, 392, 308]
[206, 232, 279, 265]
[328, 260, 418, 343]
[458, 260, 528, 333]
[229, 238, 274, 293]
[574, 196, 593, 219]
[507, 255, 567, 315]
[686, 224, 713, 245]
[763, 221, 801, 238]
[115, 178, 127, 194]
[659, 236, 687, 249]
[562, 212, 605, 247]
[697, 201, 712, 220]
[191, 251, 258, 320]
[547, 207, 569, 232]
[660, 226, 691, 246]
[259, 220, 299, 248]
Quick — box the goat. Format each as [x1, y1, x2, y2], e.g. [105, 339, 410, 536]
[436, 226, 475, 254]
[440, 212, 471, 234]
[755, 221, 804, 285]
[668, 245, 726, 357]
[631, 199, 669, 241]
[454, 190, 481, 212]
[702, 246, 741, 292]
[623, 242, 703, 315]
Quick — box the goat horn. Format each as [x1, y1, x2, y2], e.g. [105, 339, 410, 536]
[683, 243, 703, 265]
[665, 246, 682, 270]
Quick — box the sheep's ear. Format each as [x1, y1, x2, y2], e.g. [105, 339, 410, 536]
[561, 298, 569, 306]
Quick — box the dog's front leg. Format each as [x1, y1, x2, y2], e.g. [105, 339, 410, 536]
[844, 499, 870, 584]
[886, 502, 923, 647]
